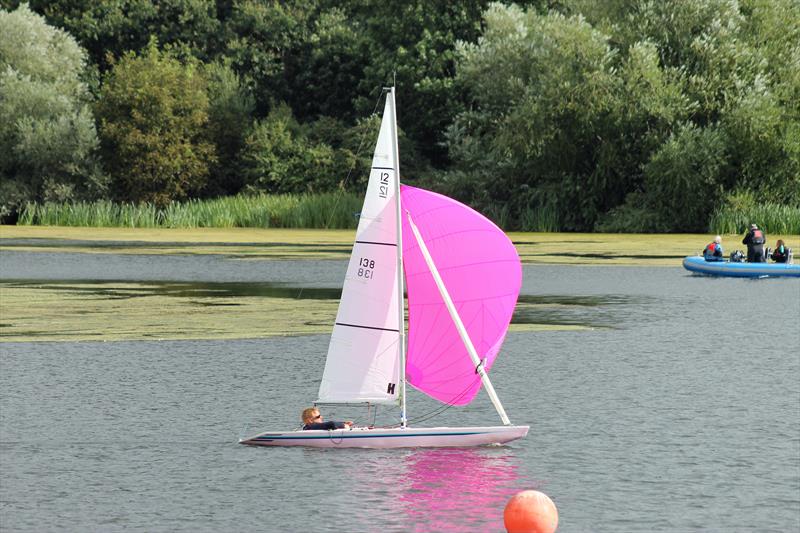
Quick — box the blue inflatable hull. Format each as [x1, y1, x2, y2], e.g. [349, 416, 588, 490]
[683, 256, 800, 278]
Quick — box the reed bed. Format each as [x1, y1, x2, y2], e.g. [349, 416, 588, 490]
[18, 193, 362, 229]
[480, 204, 559, 232]
[709, 203, 800, 235]
[18, 195, 799, 234]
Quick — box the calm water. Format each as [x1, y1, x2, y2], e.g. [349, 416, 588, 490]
[1, 251, 799, 532]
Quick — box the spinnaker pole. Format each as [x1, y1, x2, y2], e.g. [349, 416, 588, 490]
[406, 213, 512, 426]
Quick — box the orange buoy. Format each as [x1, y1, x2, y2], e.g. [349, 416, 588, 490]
[503, 490, 558, 533]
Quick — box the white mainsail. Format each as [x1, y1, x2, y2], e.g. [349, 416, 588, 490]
[316, 93, 402, 405]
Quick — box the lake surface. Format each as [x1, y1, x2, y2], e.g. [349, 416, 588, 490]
[1, 251, 799, 532]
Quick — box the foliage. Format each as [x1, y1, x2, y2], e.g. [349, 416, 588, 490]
[443, 1, 800, 232]
[26, 0, 222, 70]
[95, 41, 216, 206]
[203, 60, 256, 196]
[18, 192, 362, 229]
[223, 0, 314, 115]
[0, 3, 107, 220]
[240, 104, 338, 194]
[640, 123, 730, 232]
[709, 191, 800, 234]
[448, 5, 624, 230]
[4, 0, 799, 231]
[338, 0, 500, 167]
[284, 6, 367, 122]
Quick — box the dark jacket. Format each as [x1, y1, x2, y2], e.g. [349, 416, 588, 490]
[302, 421, 347, 430]
[743, 229, 765, 262]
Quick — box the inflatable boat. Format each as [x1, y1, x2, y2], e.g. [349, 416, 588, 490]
[682, 256, 800, 278]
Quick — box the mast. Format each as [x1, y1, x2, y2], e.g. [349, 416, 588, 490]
[387, 86, 407, 428]
[406, 214, 513, 426]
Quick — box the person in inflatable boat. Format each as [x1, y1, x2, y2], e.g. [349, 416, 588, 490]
[301, 407, 353, 430]
[742, 224, 766, 262]
[703, 235, 724, 261]
[771, 239, 790, 263]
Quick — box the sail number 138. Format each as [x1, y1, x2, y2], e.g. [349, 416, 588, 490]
[358, 257, 375, 279]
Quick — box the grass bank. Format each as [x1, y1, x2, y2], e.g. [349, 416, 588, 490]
[2, 225, 798, 265]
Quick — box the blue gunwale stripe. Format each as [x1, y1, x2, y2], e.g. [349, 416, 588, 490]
[252, 431, 488, 441]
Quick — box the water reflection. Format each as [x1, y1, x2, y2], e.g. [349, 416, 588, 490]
[1, 280, 341, 300]
[513, 294, 645, 328]
[0, 238, 352, 252]
[399, 448, 523, 532]
[4, 280, 635, 330]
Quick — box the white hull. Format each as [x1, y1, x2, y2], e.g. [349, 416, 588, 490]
[240, 425, 529, 449]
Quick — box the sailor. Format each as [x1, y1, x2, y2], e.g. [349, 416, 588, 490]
[300, 407, 352, 430]
[703, 235, 724, 262]
[742, 224, 766, 262]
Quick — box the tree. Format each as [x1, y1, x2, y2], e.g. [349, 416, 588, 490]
[0, 3, 107, 220]
[240, 103, 337, 194]
[95, 41, 216, 206]
[223, 0, 314, 115]
[642, 123, 730, 232]
[26, 0, 222, 71]
[286, 1, 547, 169]
[448, 4, 623, 229]
[446, 1, 799, 231]
[283, 7, 367, 123]
[203, 60, 256, 196]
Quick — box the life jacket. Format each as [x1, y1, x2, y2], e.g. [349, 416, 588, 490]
[704, 242, 720, 256]
[751, 229, 764, 245]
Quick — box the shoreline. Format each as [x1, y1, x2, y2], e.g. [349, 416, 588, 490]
[3, 225, 797, 266]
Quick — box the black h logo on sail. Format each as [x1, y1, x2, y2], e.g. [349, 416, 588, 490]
[387, 382, 396, 394]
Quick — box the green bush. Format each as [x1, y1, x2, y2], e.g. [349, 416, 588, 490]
[0, 4, 107, 220]
[95, 40, 215, 207]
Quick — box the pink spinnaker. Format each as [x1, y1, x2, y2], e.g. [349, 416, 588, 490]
[400, 185, 522, 406]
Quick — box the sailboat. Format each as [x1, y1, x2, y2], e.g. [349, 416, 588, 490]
[240, 87, 529, 448]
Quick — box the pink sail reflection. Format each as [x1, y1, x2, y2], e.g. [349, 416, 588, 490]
[399, 448, 521, 532]
[400, 185, 522, 405]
